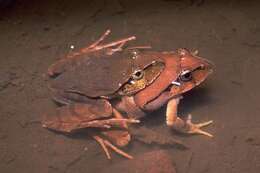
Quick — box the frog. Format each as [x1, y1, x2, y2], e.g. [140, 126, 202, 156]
[42, 30, 214, 159]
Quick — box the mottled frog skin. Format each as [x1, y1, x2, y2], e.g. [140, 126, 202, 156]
[42, 30, 213, 159]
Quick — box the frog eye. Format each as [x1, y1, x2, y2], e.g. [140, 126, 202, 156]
[132, 69, 144, 80]
[180, 70, 192, 82]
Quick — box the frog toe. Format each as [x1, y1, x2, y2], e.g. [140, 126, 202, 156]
[93, 135, 133, 159]
[169, 114, 214, 138]
[186, 114, 214, 138]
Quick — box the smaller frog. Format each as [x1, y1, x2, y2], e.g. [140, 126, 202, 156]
[42, 30, 213, 159]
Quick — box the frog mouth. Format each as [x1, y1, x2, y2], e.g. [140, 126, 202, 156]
[141, 83, 180, 111]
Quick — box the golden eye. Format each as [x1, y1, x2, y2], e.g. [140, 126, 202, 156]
[132, 69, 144, 80]
[180, 70, 192, 82]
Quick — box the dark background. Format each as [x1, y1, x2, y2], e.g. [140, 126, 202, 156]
[0, 0, 260, 173]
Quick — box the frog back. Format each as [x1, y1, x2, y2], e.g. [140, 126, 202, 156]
[48, 51, 160, 98]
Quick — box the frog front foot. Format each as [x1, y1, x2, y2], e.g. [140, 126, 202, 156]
[172, 114, 213, 137]
[166, 97, 213, 138]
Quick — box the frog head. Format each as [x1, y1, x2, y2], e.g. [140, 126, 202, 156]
[122, 48, 213, 111]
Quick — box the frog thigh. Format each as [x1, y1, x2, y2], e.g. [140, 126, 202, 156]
[42, 100, 113, 132]
[42, 100, 139, 133]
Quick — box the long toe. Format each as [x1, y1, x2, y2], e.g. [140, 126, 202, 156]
[196, 120, 213, 128]
[188, 121, 214, 138]
[190, 128, 214, 138]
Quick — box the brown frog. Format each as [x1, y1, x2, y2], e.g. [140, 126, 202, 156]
[42, 30, 214, 159]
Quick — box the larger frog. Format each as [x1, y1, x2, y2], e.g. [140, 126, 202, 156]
[42, 30, 214, 159]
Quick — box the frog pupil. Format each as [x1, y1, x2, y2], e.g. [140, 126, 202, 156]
[132, 70, 144, 80]
[135, 71, 142, 77]
[180, 71, 192, 82]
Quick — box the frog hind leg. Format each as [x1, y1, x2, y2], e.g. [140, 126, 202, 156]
[127, 46, 152, 50]
[70, 29, 136, 56]
[42, 101, 139, 133]
[94, 108, 133, 159]
[93, 126, 133, 159]
[87, 29, 111, 49]
[93, 135, 133, 159]
[42, 101, 137, 159]
[48, 30, 136, 76]
[166, 97, 213, 137]
[93, 108, 133, 159]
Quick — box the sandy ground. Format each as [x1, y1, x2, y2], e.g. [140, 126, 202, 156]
[0, 0, 260, 172]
